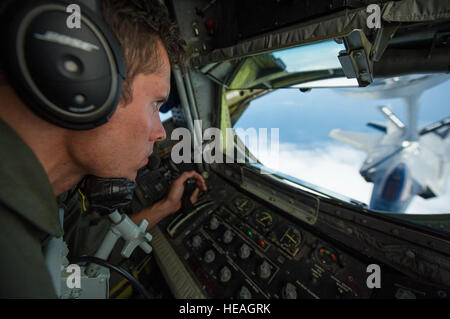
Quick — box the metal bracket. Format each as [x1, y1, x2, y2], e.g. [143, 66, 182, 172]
[370, 23, 400, 62]
[338, 30, 374, 87]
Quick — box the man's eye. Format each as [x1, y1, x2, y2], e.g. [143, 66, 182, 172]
[151, 101, 159, 113]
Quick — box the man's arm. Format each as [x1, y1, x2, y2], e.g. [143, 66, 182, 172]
[130, 171, 207, 230]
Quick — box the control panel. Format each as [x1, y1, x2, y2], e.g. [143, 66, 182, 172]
[134, 159, 450, 299]
[162, 193, 373, 299]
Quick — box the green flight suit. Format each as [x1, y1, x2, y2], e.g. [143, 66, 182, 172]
[0, 118, 63, 298]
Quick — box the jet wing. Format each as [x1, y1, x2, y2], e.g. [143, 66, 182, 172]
[329, 129, 381, 153]
[415, 160, 448, 199]
[410, 132, 450, 198]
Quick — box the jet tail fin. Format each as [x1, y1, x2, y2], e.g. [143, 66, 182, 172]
[378, 105, 405, 130]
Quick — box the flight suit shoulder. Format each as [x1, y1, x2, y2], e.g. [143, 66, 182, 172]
[0, 205, 57, 299]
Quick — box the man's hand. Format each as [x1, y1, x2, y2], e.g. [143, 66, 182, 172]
[130, 171, 207, 230]
[166, 171, 208, 213]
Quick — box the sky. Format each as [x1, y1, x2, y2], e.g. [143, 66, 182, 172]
[233, 78, 450, 215]
[272, 40, 344, 73]
[160, 110, 172, 122]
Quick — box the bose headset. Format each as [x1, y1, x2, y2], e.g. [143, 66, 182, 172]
[1, 0, 125, 130]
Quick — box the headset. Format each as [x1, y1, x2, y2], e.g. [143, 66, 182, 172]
[1, 0, 125, 130]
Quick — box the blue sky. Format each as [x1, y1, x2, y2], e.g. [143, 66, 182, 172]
[160, 110, 172, 122]
[273, 40, 344, 73]
[234, 78, 450, 215]
[235, 80, 450, 145]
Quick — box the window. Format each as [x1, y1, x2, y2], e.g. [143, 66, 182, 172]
[233, 75, 450, 215]
[160, 110, 173, 122]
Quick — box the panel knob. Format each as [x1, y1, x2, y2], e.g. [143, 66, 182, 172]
[204, 249, 216, 264]
[209, 216, 219, 230]
[282, 282, 298, 299]
[239, 243, 251, 259]
[239, 286, 252, 299]
[219, 266, 232, 283]
[258, 260, 272, 280]
[223, 229, 234, 244]
[191, 235, 202, 248]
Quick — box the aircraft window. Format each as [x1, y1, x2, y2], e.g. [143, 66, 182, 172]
[226, 40, 357, 90]
[272, 41, 343, 73]
[160, 110, 173, 122]
[232, 74, 450, 221]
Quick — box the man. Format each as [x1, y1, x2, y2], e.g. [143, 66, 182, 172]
[0, 0, 206, 298]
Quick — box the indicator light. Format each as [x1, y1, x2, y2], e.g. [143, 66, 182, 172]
[248, 230, 253, 237]
[205, 18, 215, 35]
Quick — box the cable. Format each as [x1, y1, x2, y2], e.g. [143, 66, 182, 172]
[71, 256, 152, 299]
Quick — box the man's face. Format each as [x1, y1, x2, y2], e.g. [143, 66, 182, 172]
[70, 41, 169, 181]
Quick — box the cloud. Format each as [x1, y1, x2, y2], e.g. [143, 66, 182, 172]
[409, 189, 450, 215]
[256, 142, 372, 202]
[252, 142, 450, 215]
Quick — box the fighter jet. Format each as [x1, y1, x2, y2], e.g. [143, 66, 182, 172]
[329, 75, 450, 213]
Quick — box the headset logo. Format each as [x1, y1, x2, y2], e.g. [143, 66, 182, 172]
[34, 31, 99, 52]
[66, 4, 81, 29]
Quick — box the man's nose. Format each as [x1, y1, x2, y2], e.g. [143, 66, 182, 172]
[152, 113, 166, 141]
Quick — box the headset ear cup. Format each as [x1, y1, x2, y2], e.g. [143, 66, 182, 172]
[3, 0, 125, 130]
